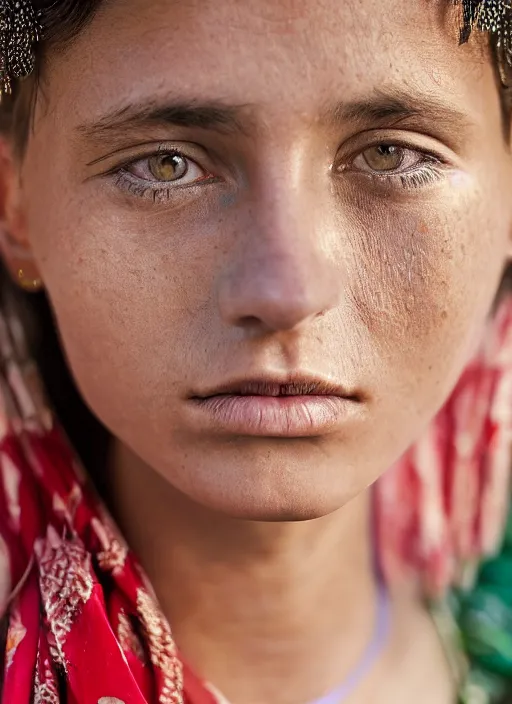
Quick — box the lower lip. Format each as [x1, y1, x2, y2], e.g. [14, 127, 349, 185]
[190, 395, 359, 437]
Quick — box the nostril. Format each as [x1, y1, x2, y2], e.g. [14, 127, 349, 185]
[237, 315, 265, 329]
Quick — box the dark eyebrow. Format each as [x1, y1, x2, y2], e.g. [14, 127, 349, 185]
[77, 88, 473, 149]
[77, 98, 248, 141]
[330, 88, 473, 133]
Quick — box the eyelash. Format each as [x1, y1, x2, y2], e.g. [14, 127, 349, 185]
[362, 158, 445, 190]
[113, 172, 195, 203]
[342, 143, 446, 191]
[110, 144, 446, 203]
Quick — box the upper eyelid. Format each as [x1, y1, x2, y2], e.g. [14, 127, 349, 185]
[354, 147, 438, 168]
[89, 141, 211, 174]
[337, 129, 453, 165]
[91, 131, 449, 173]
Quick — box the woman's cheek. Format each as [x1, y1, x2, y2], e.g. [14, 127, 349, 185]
[343, 194, 506, 409]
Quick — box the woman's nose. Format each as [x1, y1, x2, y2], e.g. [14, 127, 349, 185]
[217, 187, 345, 334]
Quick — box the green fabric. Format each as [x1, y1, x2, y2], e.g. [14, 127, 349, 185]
[433, 504, 512, 703]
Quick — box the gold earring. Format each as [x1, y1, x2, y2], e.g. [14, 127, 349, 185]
[17, 269, 42, 292]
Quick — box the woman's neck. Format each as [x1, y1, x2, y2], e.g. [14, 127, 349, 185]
[107, 440, 381, 704]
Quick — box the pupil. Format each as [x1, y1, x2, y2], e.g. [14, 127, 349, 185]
[151, 153, 186, 180]
[163, 155, 179, 169]
[378, 145, 396, 157]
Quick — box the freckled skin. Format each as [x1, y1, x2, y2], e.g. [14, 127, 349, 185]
[9, 0, 512, 520]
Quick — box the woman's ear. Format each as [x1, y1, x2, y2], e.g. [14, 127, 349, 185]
[0, 138, 42, 292]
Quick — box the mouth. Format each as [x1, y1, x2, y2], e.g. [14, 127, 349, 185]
[189, 376, 362, 438]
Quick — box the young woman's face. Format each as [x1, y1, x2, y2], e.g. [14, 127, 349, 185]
[14, 0, 512, 519]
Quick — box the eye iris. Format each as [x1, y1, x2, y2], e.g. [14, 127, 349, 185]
[363, 145, 403, 171]
[148, 153, 187, 181]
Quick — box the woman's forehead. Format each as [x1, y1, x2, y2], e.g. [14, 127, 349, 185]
[42, 0, 497, 138]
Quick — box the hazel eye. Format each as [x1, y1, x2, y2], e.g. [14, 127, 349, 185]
[124, 151, 207, 185]
[351, 143, 435, 176]
[148, 153, 188, 181]
[360, 145, 404, 172]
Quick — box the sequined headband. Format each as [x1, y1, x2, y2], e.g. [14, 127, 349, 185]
[460, 0, 512, 84]
[0, 0, 511, 100]
[0, 0, 41, 98]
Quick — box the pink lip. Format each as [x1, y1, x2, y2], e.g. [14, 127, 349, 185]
[192, 395, 357, 437]
[189, 378, 362, 437]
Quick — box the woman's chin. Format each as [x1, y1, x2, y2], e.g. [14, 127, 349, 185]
[158, 455, 365, 522]
[188, 491, 352, 522]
